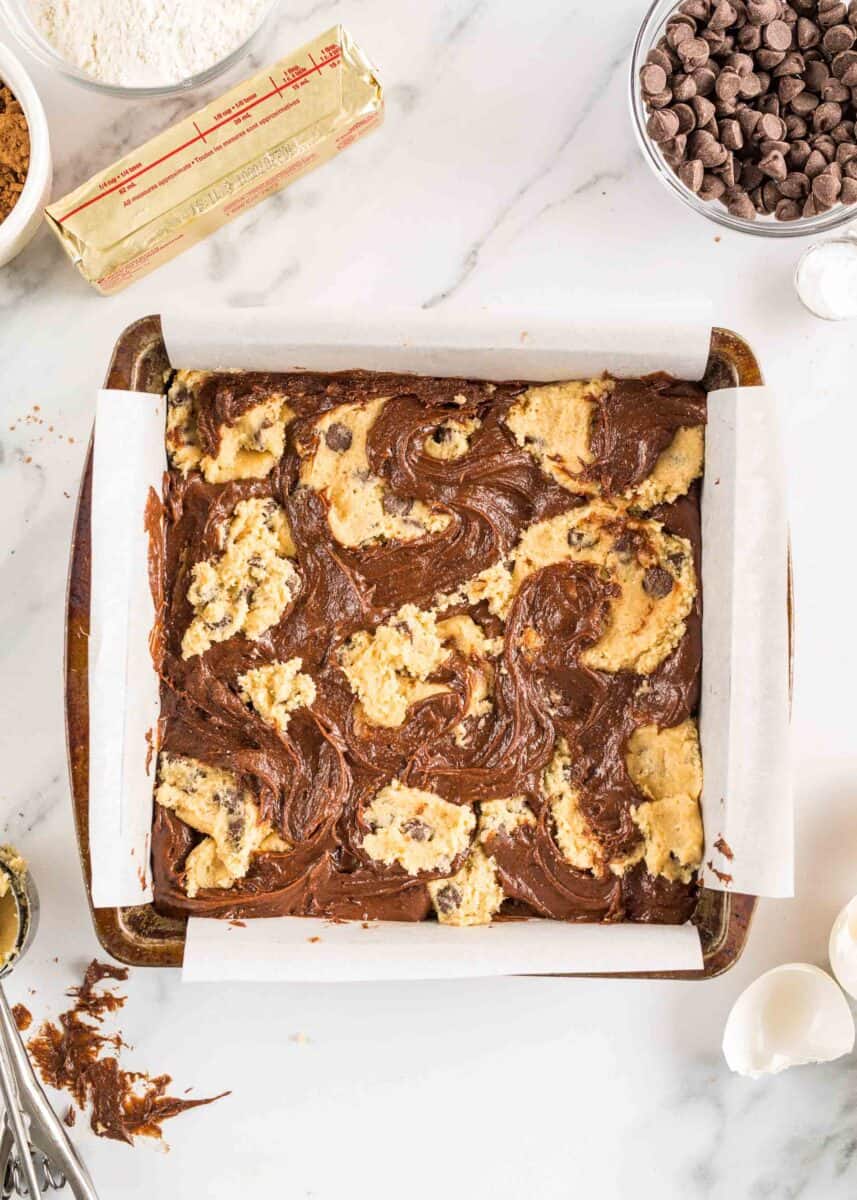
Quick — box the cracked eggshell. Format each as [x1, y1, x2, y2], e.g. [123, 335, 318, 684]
[829, 895, 857, 1001]
[722, 963, 854, 1078]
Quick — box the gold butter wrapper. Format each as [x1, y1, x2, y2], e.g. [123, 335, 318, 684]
[45, 26, 383, 295]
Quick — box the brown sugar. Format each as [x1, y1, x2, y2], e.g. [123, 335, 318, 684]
[0, 84, 29, 223]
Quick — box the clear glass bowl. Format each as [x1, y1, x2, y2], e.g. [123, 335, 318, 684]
[0, 0, 281, 99]
[630, 0, 857, 238]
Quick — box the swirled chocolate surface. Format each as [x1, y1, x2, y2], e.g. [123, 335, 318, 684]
[152, 369, 706, 924]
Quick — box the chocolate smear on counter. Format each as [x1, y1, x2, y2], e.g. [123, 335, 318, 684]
[26, 960, 228, 1145]
[714, 835, 734, 860]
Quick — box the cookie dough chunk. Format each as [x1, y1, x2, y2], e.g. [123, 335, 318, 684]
[362, 780, 476, 875]
[239, 658, 316, 732]
[166, 370, 293, 483]
[424, 416, 481, 461]
[478, 797, 536, 840]
[299, 398, 450, 547]
[436, 560, 514, 621]
[428, 845, 505, 926]
[621, 720, 703, 883]
[504, 379, 613, 494]
[629, 426, 704, 510]
[339, 604, 451, 728]
[543, 739, 604, 874]
[511, 500, 696, 674]
[182, 498, 299, 659]
[155, 753, 289, 898]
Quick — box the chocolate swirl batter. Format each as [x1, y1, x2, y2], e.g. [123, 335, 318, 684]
[152, 370, 706, 924]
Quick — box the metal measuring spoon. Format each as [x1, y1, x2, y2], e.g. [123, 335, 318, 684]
[0, 856, 99, 1199]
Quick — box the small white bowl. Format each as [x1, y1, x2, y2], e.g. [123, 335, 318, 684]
[0, 41, 52, 268]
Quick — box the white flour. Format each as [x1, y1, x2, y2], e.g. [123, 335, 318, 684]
[29, 0, 273, 87]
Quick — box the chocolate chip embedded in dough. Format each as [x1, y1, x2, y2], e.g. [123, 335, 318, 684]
[434, 884, 462, 914]
[401, 819, 433, 842]
[643, 567, 675, 599]
[381, 492, 414, 518]
[324, 422, 353, 452]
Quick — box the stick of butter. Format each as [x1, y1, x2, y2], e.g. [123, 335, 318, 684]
[45, 26, 383, 295]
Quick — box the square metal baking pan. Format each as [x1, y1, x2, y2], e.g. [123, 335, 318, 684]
[65, 317, 776, 976]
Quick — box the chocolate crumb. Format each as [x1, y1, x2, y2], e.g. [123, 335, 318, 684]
[12, 1003, 32, 1032]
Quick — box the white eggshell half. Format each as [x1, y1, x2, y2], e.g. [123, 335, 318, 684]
[830, 896, 857, 1001]
[723, 963, 855, 1078]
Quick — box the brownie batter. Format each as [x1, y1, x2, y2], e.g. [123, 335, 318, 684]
[152, 368, 707, 925]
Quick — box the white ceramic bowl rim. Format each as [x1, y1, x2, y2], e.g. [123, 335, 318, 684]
[0, 40, 51, 250]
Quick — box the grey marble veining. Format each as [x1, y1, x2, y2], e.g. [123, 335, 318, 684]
[1, 1, 856, 1197]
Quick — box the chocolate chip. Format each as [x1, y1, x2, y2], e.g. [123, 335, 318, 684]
[833, 49, 857, 83]
[779, 74, 806, 102]
[814, 99, 844, 129]
[678, 158, 706, 191]
[772, 50, 805, 76]
[668, 19, 697, 49]
[692, 94, 717, 125]
[789, 137, 812, 166]
[797, 16, 821, 48]
[764, 20, 794, 51]
[643, 567, 675, 598]
[725, 186, 758, 217]
[756, 46, 787, 68]
[679, 36, 712, 68]
[434, 885, 462, 914]
[737, 23, 763, 50]
[324, 422, 353, 452]
[681, 0, 711, 18]
[823, 23, 856, 53]
[804, 59, 831, 91]
[813, 132, 838, 159]
[402, 819, 433, 842]
[699, 170, 727, 199]
[780, 169, 810, 196]
[759, 148, 788, 178]
[832, 119, 856, 140]
[711, 0, 738, 29]
[746, 0, 779, 23]
[812, 168, 842, 203]
[791, 88, 821, 114]
[673, 101, 698, 132]
[641, 63, 669, 94]
[804, 146, 829, 176]
[842, 175, 857, 200]
[822, 76, 852, 100]
[785, 113, 808, 138]
[775, 196, 802, 218]
[690, 128, 729, 164]
[819, 1, 849, 29]
[647, 47, 675, 73]
[692, 64, 718, 93]
[757, 111, 786, 139]
[673, 72, 699, 99]
[720, 116, 744, 147]
[739, 160, 765, 187]
[647, 107, 681, 141]
[716, 68, 743, 99]
[381, 492, 413, 517]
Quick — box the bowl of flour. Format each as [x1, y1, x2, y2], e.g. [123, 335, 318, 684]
[0, 0, 280, 96]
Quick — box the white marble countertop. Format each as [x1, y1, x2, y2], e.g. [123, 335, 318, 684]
[1, 1, 857, 1196]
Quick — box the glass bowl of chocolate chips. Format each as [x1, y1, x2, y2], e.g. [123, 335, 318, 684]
[631, 0, 857, 235]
